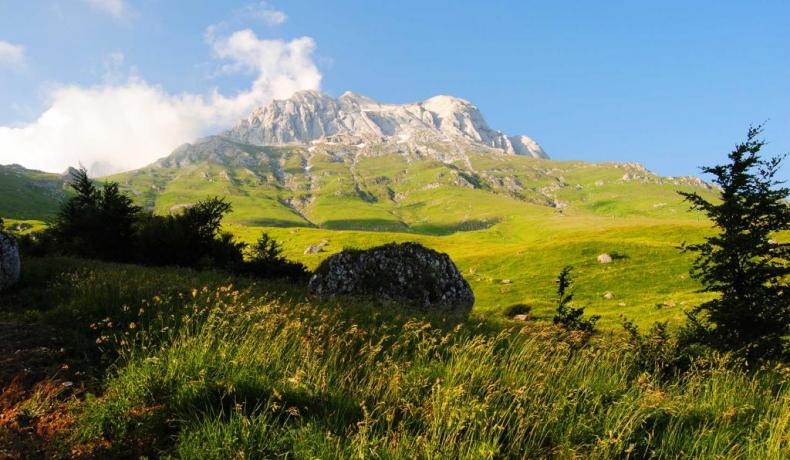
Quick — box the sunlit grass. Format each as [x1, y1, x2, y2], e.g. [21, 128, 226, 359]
[4, 257, 787, 458]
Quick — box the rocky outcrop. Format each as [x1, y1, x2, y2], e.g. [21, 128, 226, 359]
[0, 232, 20, 290]
[308, 242, 474, 316]
[224, 90, 549, 159]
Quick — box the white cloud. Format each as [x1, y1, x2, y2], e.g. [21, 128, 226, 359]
[0, 29, 321, 176]
[0, 41, 25, 68]
[241, 2, 287, 26]
[85, 0, 128, 18]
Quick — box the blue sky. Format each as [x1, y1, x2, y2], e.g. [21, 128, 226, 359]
[0, 0, 788, 178]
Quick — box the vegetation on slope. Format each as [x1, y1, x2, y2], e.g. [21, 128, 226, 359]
[0, 257, 787, 458]
[0, 164, 68, 220]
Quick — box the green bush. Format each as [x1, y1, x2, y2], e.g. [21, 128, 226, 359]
[237, 232, 309, 281]
[552, 266, 600, 333]
[135, 197, 245, 270]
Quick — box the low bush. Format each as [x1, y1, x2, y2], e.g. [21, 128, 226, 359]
[552, 266, 600, 333]
[236, 232, 309, 281]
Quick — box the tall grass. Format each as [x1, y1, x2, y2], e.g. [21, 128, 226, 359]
[3, 258, 787, 458]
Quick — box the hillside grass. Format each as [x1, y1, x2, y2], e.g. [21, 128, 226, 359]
[0, 257, 787, 458]
[102, 152, 721, 330]
[230, 212, 715, 330]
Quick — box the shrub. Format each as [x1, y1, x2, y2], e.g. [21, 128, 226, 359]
[552, 266, 599, 333]
[238, 232, 309, 281]
[135, 197, 245, 269]
[622, 318, 684, 376]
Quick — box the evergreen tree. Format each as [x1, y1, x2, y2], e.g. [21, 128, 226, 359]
[553, 266, 599, 333]
[52, 168, 140, 261]
[680, 126, 790, 362]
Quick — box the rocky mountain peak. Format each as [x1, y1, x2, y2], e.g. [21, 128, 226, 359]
[224, 91, 548, 158]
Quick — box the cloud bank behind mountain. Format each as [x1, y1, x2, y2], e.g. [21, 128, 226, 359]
[0, 29, 321, 176]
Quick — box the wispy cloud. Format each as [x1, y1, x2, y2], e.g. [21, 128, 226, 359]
[0, 40, 25, 69]
[0, 29, 321, 176]
[241, 2, 287, 26]
[84, 0, 128, 19]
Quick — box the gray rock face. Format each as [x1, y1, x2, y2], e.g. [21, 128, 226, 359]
[224, 90, 548, 159]
[308, 242, 474, 316]
[0, 232, 20, 290]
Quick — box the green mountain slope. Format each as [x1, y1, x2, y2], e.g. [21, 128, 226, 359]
[107, 136, 717, 327]
[0, 164, 69, 220]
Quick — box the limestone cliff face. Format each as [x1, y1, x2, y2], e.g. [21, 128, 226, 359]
[223, 90, 548, 158]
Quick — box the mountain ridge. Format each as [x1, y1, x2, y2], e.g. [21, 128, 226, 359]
[223, 90, 548, 158]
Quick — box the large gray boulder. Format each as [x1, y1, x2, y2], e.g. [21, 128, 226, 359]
[309, 242, 474, 316]
[0, 232, 20, 290]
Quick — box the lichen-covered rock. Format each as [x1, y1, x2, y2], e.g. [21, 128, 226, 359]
[0, 232, 21, 290]
[597, 253, 613, 264]
[304, 239, 329, 255]
[309, 242, 474, 316]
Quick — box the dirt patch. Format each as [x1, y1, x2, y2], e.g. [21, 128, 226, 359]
[0, 322, 92, 459]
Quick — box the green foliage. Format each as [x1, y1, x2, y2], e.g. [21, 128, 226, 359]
[680, 126, 790, 362]
[552, 265, 600, 333]
[622, 318, 684, 376]
[238, 232, 309, 281]
[5, 257, 787, 458]
[51, 168, 141, 261]
[136, 197, 245, 269]
[248, 232, 284, 263]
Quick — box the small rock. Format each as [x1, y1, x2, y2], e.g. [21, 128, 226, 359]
[513, 314, 530, 321]
[501, 279, 512, 285]
[618, 302, 626, 307]
[597, 253, 613, 264]
[304, 239, 329, 254]
[594, 180, 605, 186]
[603, 291, 614, 299]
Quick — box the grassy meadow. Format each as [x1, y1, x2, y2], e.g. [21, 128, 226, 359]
[7, 150, 787, 458]
[0, 257, 787, 458]
[104, 149, 720, 330]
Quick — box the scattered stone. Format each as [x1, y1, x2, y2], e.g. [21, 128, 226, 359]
[603, 291, 614, 300]
[652, 202, 667, 208]
[0, 232, 21, 290]
[597, 253, 613, 264]
[618, 302, 627, 307]
[308, 242, 474, 315]
[8, 222, 32, 232]
[513, 314, 530, 321]
[501, 279, 512, 285]
[304, 239, 329, 254]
